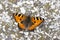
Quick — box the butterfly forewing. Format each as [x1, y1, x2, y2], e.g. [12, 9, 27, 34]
[14, 13, 26, 23]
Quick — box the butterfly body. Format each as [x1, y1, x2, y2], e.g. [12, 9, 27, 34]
[13, 13, 44, 31]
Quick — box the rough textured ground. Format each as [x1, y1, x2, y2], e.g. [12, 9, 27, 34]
[0, 0, 60, 40]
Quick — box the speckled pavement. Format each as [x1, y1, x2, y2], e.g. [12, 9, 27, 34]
[0, 0, 60, 40]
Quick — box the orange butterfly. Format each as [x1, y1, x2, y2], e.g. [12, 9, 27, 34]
[13, 13, 44, 31]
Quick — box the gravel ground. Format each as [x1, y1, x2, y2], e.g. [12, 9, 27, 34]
[0, 0, 60, 40]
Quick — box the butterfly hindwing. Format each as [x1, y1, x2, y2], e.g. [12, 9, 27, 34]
[18, 23, 25, 30]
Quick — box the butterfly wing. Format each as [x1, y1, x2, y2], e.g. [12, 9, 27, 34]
[13, 13, 26, 30]
[28, 17, 44, 31]
[13, 13, 26, 23]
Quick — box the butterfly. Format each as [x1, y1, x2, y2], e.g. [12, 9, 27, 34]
[13, 13, 44, 31]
